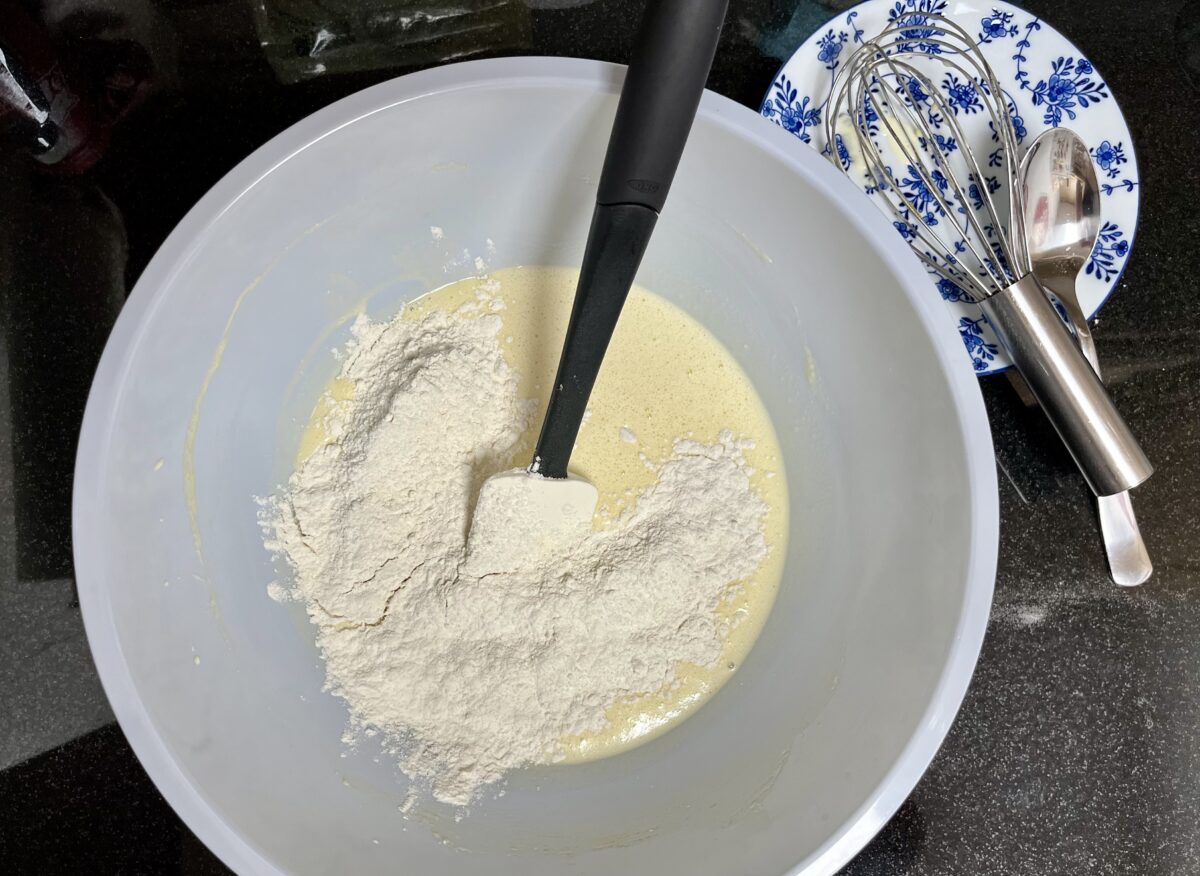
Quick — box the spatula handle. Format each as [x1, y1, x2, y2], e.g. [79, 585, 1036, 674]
[532, 0, 728, 478]
[596, 0, 729, 212]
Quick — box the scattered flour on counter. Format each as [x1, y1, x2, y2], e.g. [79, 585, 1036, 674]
[260, 303, 769, 806]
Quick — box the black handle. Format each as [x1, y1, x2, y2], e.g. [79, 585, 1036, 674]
[531, 0, 728, 478]
[597, 0, 729, 212]
[531, 204, 658, 478]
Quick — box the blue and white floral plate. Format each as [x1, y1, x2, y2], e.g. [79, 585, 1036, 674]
[760, 0, 1140, 375]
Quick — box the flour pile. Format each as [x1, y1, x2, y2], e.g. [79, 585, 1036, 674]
[260, 303, 768, 805]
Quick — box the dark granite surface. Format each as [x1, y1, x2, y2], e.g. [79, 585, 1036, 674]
[0, 0, 1197, 873]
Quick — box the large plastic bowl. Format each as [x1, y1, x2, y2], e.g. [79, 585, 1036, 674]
[74, 58, 997, 875]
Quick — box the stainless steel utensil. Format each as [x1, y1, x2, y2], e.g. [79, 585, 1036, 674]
[825, 13, 1152, 498]
[1021, 127, 1152, 586]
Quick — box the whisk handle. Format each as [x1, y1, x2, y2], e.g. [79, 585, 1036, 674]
[595, 0, 728, 212]
[981, 275, 1153, 496]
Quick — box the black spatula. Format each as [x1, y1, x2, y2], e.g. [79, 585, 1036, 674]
[465, 0, 728, 563]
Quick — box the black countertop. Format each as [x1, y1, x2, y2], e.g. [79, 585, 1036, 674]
[1, 1, 1197, 873]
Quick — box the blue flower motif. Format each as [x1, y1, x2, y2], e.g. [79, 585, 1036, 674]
[894, 220, 916, 240]
[1090, 139, 1127, 179]
[863, 94, 880, 125]
[899, 164, 948, 224]
[1010, 111, 1028, 142]
[1044, 74, 1076, 105]
[960, 323, 991, 352]
[1006, 93, 1029, 142]
[958, 316, 998, 370]
[968, 181, 984, 210]
[942, 73, 983, 114]
[817, 29, 845, 66]
[964, 177, 999, 212]
[918, 132, 957, 156]
[835, 133, 852, 169]
[938, 277, 970, 302]
[987, 94, 1027, 144]
[887, 0, 951, 53]
[934, 133, 957, 153]
[1029, 56, 1109, 126]
[763, 75, 822, 143]
[779, 100, 819, 135]
[902, 76, 930, 104]
[978, 9, 1018, 44]
[980, 17, 1007, 38]
[1085, 221, 1129, 281]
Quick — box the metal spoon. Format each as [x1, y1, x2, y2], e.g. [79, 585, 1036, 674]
[1020, 127, 1152, 586]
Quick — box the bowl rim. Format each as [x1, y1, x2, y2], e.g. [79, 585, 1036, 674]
[72, 55, 998, 876]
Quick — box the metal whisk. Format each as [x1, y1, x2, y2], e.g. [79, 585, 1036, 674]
[826, 13, 1151, 497]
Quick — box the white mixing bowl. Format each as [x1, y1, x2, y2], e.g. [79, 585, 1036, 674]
[74, 58, 997, 875]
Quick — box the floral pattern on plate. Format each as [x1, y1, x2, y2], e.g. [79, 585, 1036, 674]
[760, 0, 1140, 375]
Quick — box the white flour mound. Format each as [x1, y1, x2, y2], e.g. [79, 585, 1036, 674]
[260, 306, 768, 805]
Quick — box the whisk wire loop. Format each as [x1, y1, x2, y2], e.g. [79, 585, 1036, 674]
[825, 12, 1033, 302]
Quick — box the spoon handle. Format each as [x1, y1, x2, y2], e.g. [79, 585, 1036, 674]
[532, 0, 729, 478]
[1058, 285, 1153, 586]
[1045, 275, 1152, 584]
[1098, 492, 1153, 586]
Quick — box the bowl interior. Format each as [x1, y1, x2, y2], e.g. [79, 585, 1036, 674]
[75, 59, 994, 876]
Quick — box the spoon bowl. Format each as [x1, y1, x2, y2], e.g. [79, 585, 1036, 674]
[1020, 128, 1102, 327]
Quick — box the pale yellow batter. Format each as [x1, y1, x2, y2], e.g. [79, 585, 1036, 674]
[296, 265, 788, 764]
